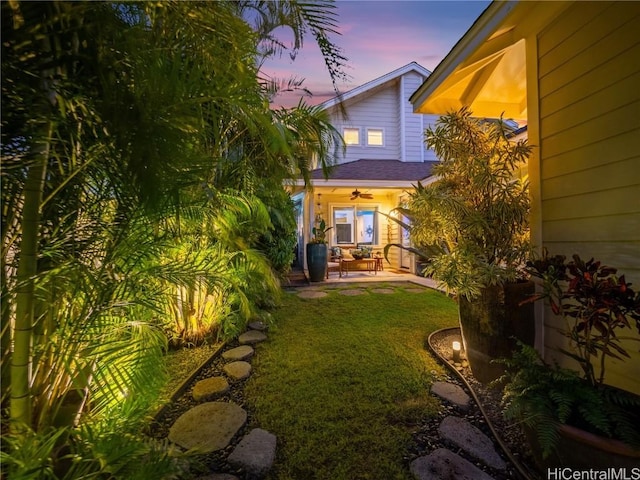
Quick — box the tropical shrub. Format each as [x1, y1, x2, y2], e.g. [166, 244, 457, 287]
[255, 187, 298, 277]
[2, 0, 346, 476]
[388, 107, 532, 299]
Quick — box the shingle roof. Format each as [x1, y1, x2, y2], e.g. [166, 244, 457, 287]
[311, 159, 437, 182]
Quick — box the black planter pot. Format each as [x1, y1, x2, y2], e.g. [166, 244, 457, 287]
[458, 280, 535, 384]
[524, 423, 640, 472]
[306, 243, 328, 282]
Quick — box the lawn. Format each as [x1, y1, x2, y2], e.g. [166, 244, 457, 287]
[244, 283, 459, 480]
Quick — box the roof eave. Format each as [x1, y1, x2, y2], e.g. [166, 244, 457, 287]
[293, 179, 422, 189]
[320, 62, 431, 111]
[409, 1, 518, 109]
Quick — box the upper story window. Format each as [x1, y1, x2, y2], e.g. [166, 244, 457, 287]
[343, 128, 360, 146]
[367, 128, 384, 146]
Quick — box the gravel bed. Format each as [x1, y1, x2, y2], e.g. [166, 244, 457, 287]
[149, 330, 542, 479]
[425, 328, 542, 480]
[148, 340, 255, 478]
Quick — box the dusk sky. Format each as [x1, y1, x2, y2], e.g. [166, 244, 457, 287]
[262, 1, 492, 108]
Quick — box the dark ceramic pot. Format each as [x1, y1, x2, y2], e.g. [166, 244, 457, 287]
[306, 243, 328, 282]
[458, 280, 535, 384]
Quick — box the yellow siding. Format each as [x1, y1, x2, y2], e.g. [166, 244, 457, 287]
[540, 43, 640, 118]
[537, 1, 640, 394]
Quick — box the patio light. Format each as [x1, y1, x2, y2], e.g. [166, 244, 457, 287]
[452, 341, 461, 363]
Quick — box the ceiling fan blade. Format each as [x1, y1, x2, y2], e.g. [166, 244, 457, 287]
[350, 195, 357, 200]
[361, 194, 373, 199]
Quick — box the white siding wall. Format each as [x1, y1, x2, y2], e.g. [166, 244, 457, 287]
[537, 1, 640, 394]
[402, 71, 438, 162]
[330, 84, 400, 164]
[327, 70, 440, 164]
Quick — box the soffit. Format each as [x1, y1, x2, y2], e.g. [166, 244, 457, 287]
[411, 1, 572, 122]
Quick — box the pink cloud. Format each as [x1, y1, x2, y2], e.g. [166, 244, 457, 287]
[263, 1, 491, 108]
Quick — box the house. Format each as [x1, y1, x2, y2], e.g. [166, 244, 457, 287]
[410, 1, 640, 394]
[290, 62, 439, 272]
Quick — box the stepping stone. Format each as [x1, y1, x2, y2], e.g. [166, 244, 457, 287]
[430, 381, 471, 410]
[338, 289, 366, 296]
[228, 428, 277, 478]
[248, 321, 268, 331]
[222, 345, 254, 361]
[195, 475, 239, 480]
[192, 376, 229, 402]
[223, 361, 252, 380]
[168, 402, 247, 453]
[438, 416, 506, 471]
[298, 290, 327, 299]
[371, 288, 395, 294]
[410, 448, 496, 480]
[238, 330, 267, 345]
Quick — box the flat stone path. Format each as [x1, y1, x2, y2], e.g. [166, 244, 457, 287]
[439, 416, 506, 471]
[169, 284, 509, 479]
[430, 381, 471, 410]
[248, 321, 268, 331]
[168, 402, 247, 452]
[168, 326, 277, 478]
[371, 287, 395, 294]
[223, 361, 252, 381]
[410, 448, 496, 480]
[338, 288, 367, 296]
[192, 376, 229, 402]
[293, 284, 506, 479]
[228, 428, 277, 478]
[222, 345, 254, 361]
[238, 330, 267, 345]
[298, 290, 327, 299]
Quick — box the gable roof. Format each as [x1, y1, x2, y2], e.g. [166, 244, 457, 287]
[311, 159, 436, 182]
[409, 1, 570, 120]
[319, 62, 431, 111]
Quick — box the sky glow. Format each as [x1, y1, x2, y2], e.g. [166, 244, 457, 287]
[262, 0, 491, 108]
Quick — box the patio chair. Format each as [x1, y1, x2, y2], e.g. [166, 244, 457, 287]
[327, 255, 342, 278]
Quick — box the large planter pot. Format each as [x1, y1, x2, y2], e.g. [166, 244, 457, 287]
[524, 423, 640, 472]
[306, 243, 328, 282]
[458, 280, 535, 384]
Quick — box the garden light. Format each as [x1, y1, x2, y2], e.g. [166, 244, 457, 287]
[452, 341, 461, 363]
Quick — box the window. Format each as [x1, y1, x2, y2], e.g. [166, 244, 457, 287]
[343, 128, 360, 146]
[332, 206, 378, 245]
[367, 128, 384, 146]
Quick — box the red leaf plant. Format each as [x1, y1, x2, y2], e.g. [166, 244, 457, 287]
[523, 251, 640, 387]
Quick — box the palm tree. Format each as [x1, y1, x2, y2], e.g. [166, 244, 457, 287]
[3, 0, 348, 475]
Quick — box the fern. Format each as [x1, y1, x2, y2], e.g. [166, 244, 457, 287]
[498, 342, 640, 458]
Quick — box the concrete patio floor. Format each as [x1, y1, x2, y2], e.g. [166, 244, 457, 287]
[319, 268, 446, 292]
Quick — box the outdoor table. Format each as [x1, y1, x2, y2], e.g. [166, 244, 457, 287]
[340, 258, 377, 276]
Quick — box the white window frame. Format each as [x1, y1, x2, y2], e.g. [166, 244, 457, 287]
[366, 128, 384, 146]
[330, 204, 380, 246]
[343, 127, 360, 146]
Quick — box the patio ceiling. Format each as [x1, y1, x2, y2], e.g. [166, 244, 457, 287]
[413, 37, 527, 120]
[410, 1, 571, 122]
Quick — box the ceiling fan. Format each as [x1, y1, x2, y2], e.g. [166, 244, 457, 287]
[350, 189, 373, 200]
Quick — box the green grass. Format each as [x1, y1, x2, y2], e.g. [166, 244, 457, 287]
[244, 284, 459, 480]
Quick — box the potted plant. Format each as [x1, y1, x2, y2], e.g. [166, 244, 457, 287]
[306, 218, 332, 282]
[499, 252, 640, 470]
[387, 107, 534, 383]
